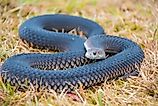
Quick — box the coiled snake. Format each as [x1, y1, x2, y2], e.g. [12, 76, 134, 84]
[0, 14, 144, 92]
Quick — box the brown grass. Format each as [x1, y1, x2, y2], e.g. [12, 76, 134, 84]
[0, 0, 158, 105]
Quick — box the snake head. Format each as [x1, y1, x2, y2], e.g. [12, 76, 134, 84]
[85, 48, 106, 59]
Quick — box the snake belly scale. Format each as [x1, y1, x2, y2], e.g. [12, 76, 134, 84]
[0, 14, 144, 92]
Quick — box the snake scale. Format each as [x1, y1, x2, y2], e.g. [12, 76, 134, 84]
[0, 14, 144, 92]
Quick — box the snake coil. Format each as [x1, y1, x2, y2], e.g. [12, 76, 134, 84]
[0, 14, 144, 92]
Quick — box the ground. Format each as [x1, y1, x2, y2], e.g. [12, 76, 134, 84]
[0, 0, 158, 106]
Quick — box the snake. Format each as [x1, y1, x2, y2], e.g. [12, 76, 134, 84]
[0, 14, 144, 92]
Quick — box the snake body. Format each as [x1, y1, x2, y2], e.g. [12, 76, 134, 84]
[0, 14, 144, 92]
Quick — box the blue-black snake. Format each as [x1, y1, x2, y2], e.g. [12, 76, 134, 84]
[0, 14, 144, 92]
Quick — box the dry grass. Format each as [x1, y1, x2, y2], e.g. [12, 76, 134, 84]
[0, 0, 158, 105]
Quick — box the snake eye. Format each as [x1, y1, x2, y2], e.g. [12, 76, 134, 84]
[93, 52, 97, 55]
